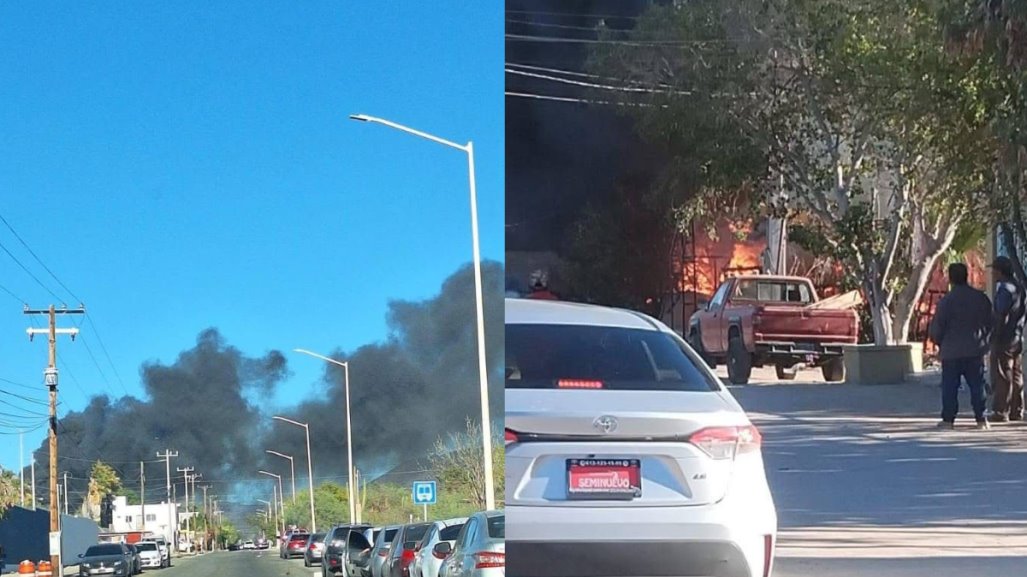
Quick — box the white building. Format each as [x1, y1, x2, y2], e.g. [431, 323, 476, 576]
[110, 496, 180, 542]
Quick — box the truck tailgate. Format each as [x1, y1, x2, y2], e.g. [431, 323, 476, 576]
[755, 305, 858, 344]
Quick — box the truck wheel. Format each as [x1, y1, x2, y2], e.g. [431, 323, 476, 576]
[775, 365, 798, 380]
[727, 334, 752, 385]
[822, 358, 845, 382]
[689, 328, 714, 368]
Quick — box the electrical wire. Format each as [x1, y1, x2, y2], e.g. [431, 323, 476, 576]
[506, 91, 667, 107]
[507, 67, 694, 95]
[84, 315, 129, 395]
[0, 282, 26, 305]
[0, 239, 64, 303]
[0, 212, 83, 304]
[505, 9, 644, 21]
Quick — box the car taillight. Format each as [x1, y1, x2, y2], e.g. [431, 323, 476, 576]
[557, 379, 603, 389]
[473, 552, 505, 569]
[401, 549, 415, 566]
[504, 429, 519, 446]
[689, 425, 762, 460]
[763, 534, 774, 577]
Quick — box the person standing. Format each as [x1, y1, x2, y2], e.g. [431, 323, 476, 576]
[929, 262, 993, 429]
[989, 256, 1026, 422]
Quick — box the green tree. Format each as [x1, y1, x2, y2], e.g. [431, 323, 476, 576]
[86, 461, 122, 521]
[592, 0, 996, 344]
[428, 418, 504, 511]
[216, 521, 241, 548]
[0, 468, 28, 516]
[281, 482, 350, 530]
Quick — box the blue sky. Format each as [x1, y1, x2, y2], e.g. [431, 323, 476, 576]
[0, 2, 503, 471]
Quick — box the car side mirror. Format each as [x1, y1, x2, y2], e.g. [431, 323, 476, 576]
[78, 554, 84, 558]
[433, 542, 452, 557]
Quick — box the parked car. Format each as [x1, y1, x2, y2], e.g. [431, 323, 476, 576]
[386, 523, 431, 577]
[368, 525, 400, 577]
[151, 536, 171, 565]
[411, 518, 466, 577]
[505, 297, 778, 577]
[436, 511, 503, 577]
[282, 531, 310, 559]
[228, 541, 241, 551]
[688, 275, 859, 384]
[303, 532, 327, 567]
[124, 544, 142, 575]
[137, 540, 170, 568]
[134, 541, 163, 570]
[322, 524, 373, 576]
[256, 536, 270, 550]
[242, 540, 255, 550]
[77, 543, 136, 577]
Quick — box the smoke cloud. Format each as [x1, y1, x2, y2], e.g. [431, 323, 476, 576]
[26, 262, 503, 524]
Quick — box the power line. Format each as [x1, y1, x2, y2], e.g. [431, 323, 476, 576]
[506, 91, 667, 107]
[507, 18, 621, 33]
[506, 67, 694, 95]
[0, 282, 26, 305]
[77, 334, 122, 397]
[84, 316, 128, 395]
[507, 33, 716, 46]
[0, 240, 63, 302]
[0, 213, 83, 304]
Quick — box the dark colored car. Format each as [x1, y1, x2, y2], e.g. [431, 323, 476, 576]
[125, 544, 142, 575]
[283, 532, 311, 559]
[78, 543, 136, 577]
[387, 523, 431, 577]
[304, 532, 327, 567]
[228, 541, 241, 551]
[323, 524, 373, 576]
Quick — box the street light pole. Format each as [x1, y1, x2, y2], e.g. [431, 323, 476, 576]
[348, 114, 495, 509]
[272, 415, 318, 531]
[266, 450, 296, 503]
[258, 471, 285, 532]
[291, 350, 356, 523]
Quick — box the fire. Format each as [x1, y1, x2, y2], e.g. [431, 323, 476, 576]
[675, 219, 766, 299]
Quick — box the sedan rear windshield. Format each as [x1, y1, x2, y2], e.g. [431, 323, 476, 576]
[506, 325, 717, 391]
[136, 543, 157, 552]
[290, 534, 310, 542]
[85, 545, 123, 556]
[405, 524, 430, 544]
[487, 516, 504, 539]
[439, 524, 464, 540]
[311, 533, 326, 543]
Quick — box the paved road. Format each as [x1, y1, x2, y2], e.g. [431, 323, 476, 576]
[127, 550, 321, 577]
[727, 367, 1027, 576]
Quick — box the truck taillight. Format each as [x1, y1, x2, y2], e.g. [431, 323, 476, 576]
[504, 429, 519, 447]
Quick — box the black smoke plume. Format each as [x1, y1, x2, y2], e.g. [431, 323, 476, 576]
[26, 262, 503, 522]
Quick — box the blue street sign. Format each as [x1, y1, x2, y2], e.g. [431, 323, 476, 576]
[412, 481, 437, 505]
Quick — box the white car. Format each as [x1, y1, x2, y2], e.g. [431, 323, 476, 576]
[242, 540, 255, 550]
[134, 541, 163, 569]
[504, 298, 778, 577]
[412, 518, 467, 577]
[137, 540, 169, 568]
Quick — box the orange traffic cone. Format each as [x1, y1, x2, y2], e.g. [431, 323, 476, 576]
[17, 560, 36, 575]
[35, 560, 52, 577]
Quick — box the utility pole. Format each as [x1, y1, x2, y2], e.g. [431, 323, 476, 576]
[63, 472, 68, 515]
[19, 432, 24, 507]
[200, 485, 210, 553]
[156, 450, 178, 545]
[177, 467, 193, 543]
[140, 462, 146, 532]
[25, 303, 84, 575]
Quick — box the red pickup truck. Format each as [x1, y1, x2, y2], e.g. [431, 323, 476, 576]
[688, 275, 859, 384]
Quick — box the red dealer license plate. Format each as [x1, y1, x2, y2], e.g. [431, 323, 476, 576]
[566, 458, 642, 500]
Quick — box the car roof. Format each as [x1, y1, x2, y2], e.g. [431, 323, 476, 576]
[506, 298, 661, 331]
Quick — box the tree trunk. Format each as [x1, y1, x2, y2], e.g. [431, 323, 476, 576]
[863, 273, 894, 345]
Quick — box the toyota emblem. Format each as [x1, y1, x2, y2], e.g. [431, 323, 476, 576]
[593, 415, 618, 434]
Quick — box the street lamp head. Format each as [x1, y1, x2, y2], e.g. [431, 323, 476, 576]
[349, 114, 371, 122]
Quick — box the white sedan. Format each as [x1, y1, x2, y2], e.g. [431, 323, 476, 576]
[504, 297, 778, 577]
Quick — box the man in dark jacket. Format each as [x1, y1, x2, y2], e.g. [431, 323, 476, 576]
[989, 256, 1026, 422]
[929, 263, 993, 429]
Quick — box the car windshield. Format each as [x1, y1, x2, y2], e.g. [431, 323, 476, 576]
[404, 524, 430, 546]
[439, 524, 464, 540]
[506, 324, 718, 391]
[136, 543, 157, 552]
[486, 516, 504, 539]
[85, 545, 123, 556]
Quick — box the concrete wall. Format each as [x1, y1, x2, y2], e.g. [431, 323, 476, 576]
[0, 506, 99, 569]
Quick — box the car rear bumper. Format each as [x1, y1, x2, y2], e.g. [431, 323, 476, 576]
[507, 502, 774, 577]
[508, 540, 753, 577]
